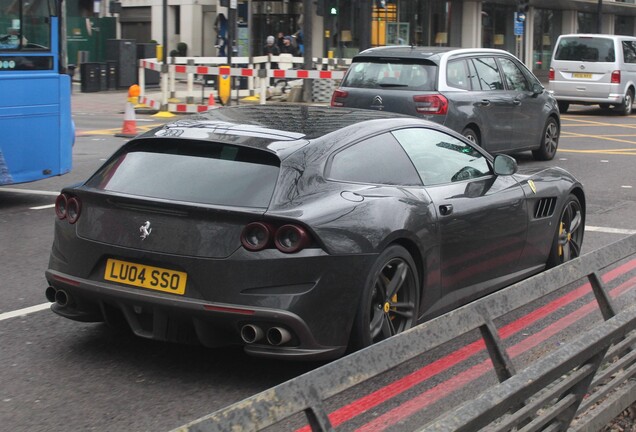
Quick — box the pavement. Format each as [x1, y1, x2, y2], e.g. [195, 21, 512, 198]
[71, 82, 133, 116]
[70, 78, 328, 118]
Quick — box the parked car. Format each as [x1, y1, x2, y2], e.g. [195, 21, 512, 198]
[331, 46, 561, 161]
[549, 33, 636, 115]
[45, 105, 585, 360]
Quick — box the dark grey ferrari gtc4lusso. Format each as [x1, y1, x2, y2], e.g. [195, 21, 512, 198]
[45, 104, 585, 360]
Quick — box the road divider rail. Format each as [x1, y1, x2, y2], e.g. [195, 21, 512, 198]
[173, 234, 636, 432]
[137, 56, 350, 114]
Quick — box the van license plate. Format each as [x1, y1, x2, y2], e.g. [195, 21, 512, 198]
[572, 73, 592, 79]
[104, 258, 187, 295]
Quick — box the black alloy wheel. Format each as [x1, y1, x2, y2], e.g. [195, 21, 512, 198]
[547, 194, 584, 268]
[350, 245, 419, 350]
[532, 117, 559, 161]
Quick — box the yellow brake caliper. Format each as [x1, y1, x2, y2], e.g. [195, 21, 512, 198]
[384, 294, 399, 320]
[558, 222, 571, 257]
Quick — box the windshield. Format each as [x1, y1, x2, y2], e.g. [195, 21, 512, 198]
[342, 60, 437, 90]
[0, 0, 53, 51]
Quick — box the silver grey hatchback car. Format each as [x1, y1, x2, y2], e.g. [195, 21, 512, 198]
[331, 46, 561, 161]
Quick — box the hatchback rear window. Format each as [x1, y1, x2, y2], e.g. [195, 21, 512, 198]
[342, 60, 437, 90]
[86, 139, 280, 208]
[554, 37, 615, 62]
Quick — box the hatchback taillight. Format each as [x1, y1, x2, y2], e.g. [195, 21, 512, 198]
[331, 89, 348, 107]
[240, 222, 274, 251]
[274, 224, 310, 254]
[55, 193, 82, 224]
[548, 67, 555, 81]
[611, 70, 621, 84]
[413, 94, 448, 115]
[240, 222, 312, 254]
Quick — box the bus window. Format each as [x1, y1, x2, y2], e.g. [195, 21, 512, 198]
[0, 0, 51, 50]
[23, 0, 51, 49]
[0, 0, 21, 49]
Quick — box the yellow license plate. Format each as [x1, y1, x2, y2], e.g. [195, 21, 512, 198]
[104, 258, 187, 295]
[572, 72, 592, 79]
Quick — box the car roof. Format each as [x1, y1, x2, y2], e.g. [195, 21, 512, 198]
[137, 105, 417, 159]
[557, 33, 636, 40]
[353, 46, 515, 63]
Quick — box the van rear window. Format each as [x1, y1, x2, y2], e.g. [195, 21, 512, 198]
[554, 37, 615, 62]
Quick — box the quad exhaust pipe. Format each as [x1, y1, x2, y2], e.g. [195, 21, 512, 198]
[45, 286, 72, 307]
[266, 327, 292, 346]
[240, 324, 264, 344]
[240, 324, 293, 346]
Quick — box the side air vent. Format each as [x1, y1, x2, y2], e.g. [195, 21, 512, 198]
[534, 197, 557, 219]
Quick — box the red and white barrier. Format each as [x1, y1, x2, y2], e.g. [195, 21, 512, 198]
[138, 56, 350, 114]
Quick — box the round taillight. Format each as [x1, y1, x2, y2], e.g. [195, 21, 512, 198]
[241, 222, 273, 251]
[55, 194, 68, 220]
[274, 224, 310, 254]
[66, 197, 81, 224]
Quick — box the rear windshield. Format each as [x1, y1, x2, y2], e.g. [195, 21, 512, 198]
[554, 37, 615, 62]
[86, 139, 280, 208]
[342, 60, 437, 90]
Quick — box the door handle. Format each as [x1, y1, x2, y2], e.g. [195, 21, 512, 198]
[439, 204, 453, 216]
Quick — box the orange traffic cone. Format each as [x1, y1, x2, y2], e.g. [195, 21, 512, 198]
[208, 92, 217, 110]
[116, 101, 138, 138]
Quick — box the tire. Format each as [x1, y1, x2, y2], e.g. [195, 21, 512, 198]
[349, 245, 420, 351]
[616, 89, 634, 116]
[546, 194, 584, 269]
[532, 117, 559, 161]
[557, 101, 569, 113]
[462, 127, 480, 147]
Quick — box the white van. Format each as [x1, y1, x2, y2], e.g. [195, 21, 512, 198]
[549, 34, 636, 115]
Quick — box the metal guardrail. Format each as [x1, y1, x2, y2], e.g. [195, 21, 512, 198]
[173, 234, 636, 432]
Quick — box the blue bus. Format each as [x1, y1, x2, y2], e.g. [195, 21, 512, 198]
[0, 0, 73, 185]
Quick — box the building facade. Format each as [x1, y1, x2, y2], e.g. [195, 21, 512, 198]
[98, 0, 636, 78]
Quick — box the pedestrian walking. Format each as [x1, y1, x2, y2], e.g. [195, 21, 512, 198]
[263, 35, 280, 56]
[263, 35, 279, 70]
[280, 35, 298, 56]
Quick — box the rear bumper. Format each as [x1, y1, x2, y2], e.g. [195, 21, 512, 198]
[553, 94, 624, 104]
[549, 81, 624, 104]
[45, 269, 348, 360]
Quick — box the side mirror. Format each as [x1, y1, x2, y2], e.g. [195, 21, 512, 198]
[493, 154, 518, 176]
[532, 83, 544, 95]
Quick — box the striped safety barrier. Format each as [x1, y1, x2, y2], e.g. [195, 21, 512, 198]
[138, 58, 348, 114]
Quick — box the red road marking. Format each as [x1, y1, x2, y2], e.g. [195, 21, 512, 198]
[295, 258, 636, 432]
[358, 275, 636, 431]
